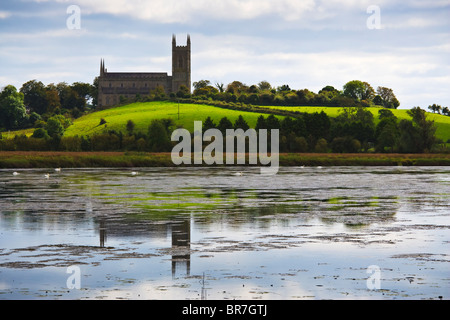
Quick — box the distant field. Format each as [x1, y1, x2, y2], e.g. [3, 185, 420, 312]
[262, 105, 450, 142]
[63, 101, 281, 137]
[3, 102, 450, 142]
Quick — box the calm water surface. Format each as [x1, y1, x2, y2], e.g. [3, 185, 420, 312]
[0, 166, 449, 299]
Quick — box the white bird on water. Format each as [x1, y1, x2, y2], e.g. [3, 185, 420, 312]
[233, 172, 243, 176]
[131, 171, 138, 176]
[12, 172, 19, 176]
[44, 173, 50, 179]
[55, 168, 61, 172]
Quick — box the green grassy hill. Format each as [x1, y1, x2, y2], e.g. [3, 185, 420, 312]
[4, 101, 450, 143]
[263, 105, 450, 142]
[63, 101, 281, 137]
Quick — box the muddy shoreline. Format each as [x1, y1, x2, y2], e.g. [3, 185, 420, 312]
[0, 151, 449, 168]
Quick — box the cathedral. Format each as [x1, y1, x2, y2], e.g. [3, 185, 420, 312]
[97, 34, 191, 108]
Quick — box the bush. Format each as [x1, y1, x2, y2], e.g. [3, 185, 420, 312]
[32, 128, 50, 139]
[331, 136, 361, 153]
[60, 136, 82, 151]
[314, 138, 328, 153]
[289, 135, 308, 153]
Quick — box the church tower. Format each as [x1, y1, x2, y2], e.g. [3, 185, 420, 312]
[172, 34, 191, 93]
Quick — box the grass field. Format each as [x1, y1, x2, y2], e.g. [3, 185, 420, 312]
[63, 101, 282, 137]
[3, 101, 450, 143]
[261, 105, 450, 142]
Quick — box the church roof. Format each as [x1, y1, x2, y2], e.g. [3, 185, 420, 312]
[102, 72, 169, 79]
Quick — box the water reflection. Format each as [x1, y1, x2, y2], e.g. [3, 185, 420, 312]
[0, 167, 449, 299]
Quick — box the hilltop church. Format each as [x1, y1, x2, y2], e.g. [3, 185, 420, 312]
[98, 34, 191, 108]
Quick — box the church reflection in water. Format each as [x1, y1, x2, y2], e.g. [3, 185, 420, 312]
[171, 219, 191, 278]
[96, 215, 191, 278]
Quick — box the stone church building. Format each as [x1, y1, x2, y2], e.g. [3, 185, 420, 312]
[98, 34, 191, 108]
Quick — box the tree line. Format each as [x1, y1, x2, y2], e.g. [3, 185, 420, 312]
[0, 105, 442, 154]
[0, 77, 447, 154]
[190, 79, 404, 110]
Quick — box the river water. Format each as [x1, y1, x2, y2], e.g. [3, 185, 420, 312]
[0, 166, 448, 300]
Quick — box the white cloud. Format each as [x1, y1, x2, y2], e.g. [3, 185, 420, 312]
[0, 11, 12, 19]
[27, 0, 367, 23]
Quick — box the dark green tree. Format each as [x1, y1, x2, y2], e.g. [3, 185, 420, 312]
[406, 107, 436, 152]
[255, 115, 266, 131]
[233, 115, 249, 130]
[126, 120, 135, 135]
[202, 116, 216, 131]
[45, 116, 65, 137]
[0, 85, 28, 130]
[148, 120, 171, 152]
[20, 80, 48, 114]
[217, 117, 233, 135]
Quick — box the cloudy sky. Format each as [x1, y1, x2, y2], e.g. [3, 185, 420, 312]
[0, 0, 449, 109]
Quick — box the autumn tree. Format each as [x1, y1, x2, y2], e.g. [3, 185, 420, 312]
[377, 86, 400, 109]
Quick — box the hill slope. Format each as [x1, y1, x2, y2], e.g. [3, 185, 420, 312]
[5, 101, 450, 143]
[64, 101, 279, 137]
[262, 105, 450, 142]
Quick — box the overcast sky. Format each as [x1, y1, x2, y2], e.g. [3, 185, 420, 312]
[0, 0, 449, 109]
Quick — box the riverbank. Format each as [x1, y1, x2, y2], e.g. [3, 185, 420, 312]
[1, 151, 449, 168]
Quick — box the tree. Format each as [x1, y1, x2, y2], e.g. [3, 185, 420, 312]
[0, 85, 28, 130]
[442, 106, 449, 116]
[45, 85, 61, 113]
[91, 77, 99, 108]
[377, 86, 399, 109]
[257, 81, 272, 91]
[32, 128, 50, 139]
[314, 138, 328, 153]
[255, 115, 266, 131]
[45, 116, 65, 137]
[375, 113, 398, 152]
[148, 120, 171, 152]
[193, 80, 211, 90]
[406, 107, 436, 152]
[233, 115, 249, 130]
[20, 80, 48, 114]
[428, 104, 442, 114]
[126, 120, 135, 135]
[331, 136, 361, 153]
[343, 80, 375, 101]
[71, 82, 94, 108]
[203, 116, 216, 131]
[277, 84, 291, 93]
[215, 82, 225, 93]
[176, 85, 190, 98]
[226, 81, 248, 95]
[265, 114, 280, 130]
[217, 117, 233, 135]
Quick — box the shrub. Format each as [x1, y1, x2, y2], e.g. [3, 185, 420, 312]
[32, 128, 50, 139]
[331, 136, 361, 153]
[314, 138, 328, 153]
